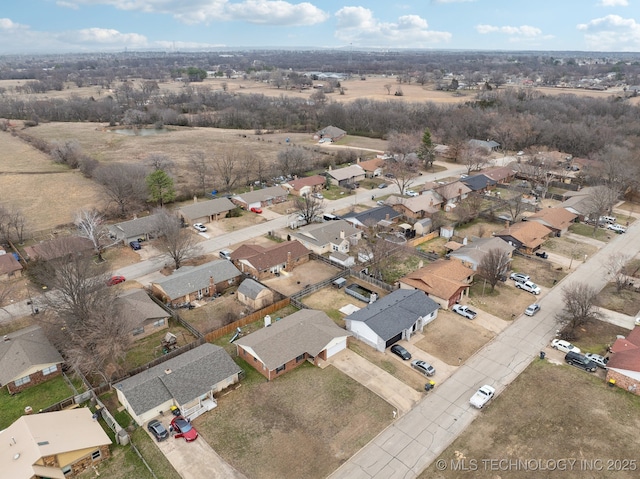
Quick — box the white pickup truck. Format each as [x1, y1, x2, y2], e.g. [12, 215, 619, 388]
[470, 385, 496, 409]
[452, 304, 477, 319]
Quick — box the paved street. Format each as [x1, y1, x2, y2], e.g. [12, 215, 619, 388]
[328, 220, 640, 479]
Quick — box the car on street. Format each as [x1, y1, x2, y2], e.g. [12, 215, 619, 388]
[510, 272, 530, 283]
[170, 416, 198, 442]
[129, 240, 141, 250]
[607, 223, 626, 234]
[411, 359, 436, 377]
[107, 275, 126, 286]
[405, 190, 419, 197]
[147, 419, 169, 442]
[250, 207, 263, 214]
[452, 304, 477, 319]
[516, 280, 541, 295]
[378, 183, 388, 189]
[584, 353, 608, 369]
[565, 351, 597, 372]
[535, 251, 548, 259]
[524, 303, 540, 316]
[193, 223, 207, 232]
[551, 339, 581, 354]
[312, 192, 324, 199]
[470, 384, 496, 409]
[390, 344, 412, 360]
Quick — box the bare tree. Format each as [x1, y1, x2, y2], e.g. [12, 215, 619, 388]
[460, 145, 491, 174]
[0, 205, 27, 244]
[384, 84, 392, 95]
[555, 282, 602, 340]
[75, 209, 110, 262]
[501, 193, 528, 222]
[50, 140, 84, 168]
[145, 153, 175, 172]
[453, 192, 484, 223]
[189, 150, 211, 196]
[605, 252, 631, 292]
[478, 248, 510, 292]
[515, 153, 554, 199]
[294, 194, 324, 224]
[154, 210, 200, 269]
[277, 146, 311, 178]
[356, 221, 409, 282]
[213, 148, 241, 193]
[94, 163, 148, 217]
[585, 185, 620, 235]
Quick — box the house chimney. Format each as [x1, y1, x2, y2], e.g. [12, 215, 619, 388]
[286, 251, 292, 270]
[385, 213, 390, 221]
[505, 221, 510, 229]
[209, 276, 217, 297]
[340, 230, 345, 239]
[458, 187, 462, 195]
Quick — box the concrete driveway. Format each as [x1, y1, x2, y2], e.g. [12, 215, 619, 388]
[327, 349, 422, 416]
[145, 417, 247, 479]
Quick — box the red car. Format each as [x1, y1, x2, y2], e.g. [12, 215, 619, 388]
[170, 416, 198, 442]
[107, 275, 126, 286]
[250, 207, 262, 214]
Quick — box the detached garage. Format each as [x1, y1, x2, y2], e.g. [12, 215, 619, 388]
[235, 309, 351, 381]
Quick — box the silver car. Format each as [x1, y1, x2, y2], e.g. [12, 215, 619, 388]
[524, 304, 540, 316]
[411, 360, 436, 377]
[584, 353, 608, 369]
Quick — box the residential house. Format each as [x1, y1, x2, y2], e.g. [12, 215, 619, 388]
[469, 139, 500, 152]
[23, 236, 94, 261]
[448, 236, 516, 271]
[107, 214, 160, 245]
[230, 240, 310, 280]
[559, 186, 600, 219]
[282, 175, 326, 197]
[0, 325, 64, 394]
[151, 260, 242, 306]
[235, 309, 351, 381]
[386, 193, 442, 220]
[342, 205, 401, 229]
[115, 343, 242, 425]
[315, 125, 347, 142]
[434, 181, 472, 210]
[2, 408, 111, 479]
[325, 164, 366, 187]
[116, 289, 170, 340]
[231, 185, 288, 210]
[178, 197, 235, 225]
[460, 174, 497, 193]
[237, 278, 274, 310]
[345, 289, 439, 352]
[0, 250, 22, 280]
[494, 221, 553, 254]
[329, 251, 355, 267]
[358, 158, 384, 178]
[290, 220, 361, 255]
[526, 207, 577, 236]
[482, 166, 516, 184]
[605, 327, 640, 397]
[399, 260, 475, 309]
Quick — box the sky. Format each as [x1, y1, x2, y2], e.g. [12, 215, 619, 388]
[2, 0, 640, 55]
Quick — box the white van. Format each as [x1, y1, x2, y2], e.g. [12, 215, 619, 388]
[599, 216, 616, 225]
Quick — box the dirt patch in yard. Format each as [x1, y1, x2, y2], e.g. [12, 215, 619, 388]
[416, 311, 495, 366]
[595, 283, 640, 317]
[179, 293, 247, 334]
[199, 361, 393, 479]
[262, 260, 342, 296]
[420, 359, 640, 479]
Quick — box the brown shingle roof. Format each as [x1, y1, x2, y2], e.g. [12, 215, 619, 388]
[0, 253, 22, 275]
[607, 328, 640, 372]
[286, 175, 326, 191]
[358, 158, 384, 172]
[232, 240, 310, 272]
[23, 236, 94, 261]
[401, 259, 474, 300]
[483, 166, 516, 182]
[495, 221, 553, 249]
[528, 207, 577, 231]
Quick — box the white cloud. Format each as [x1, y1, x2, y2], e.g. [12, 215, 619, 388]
[334, 7, 451, 47]
[59, 0, 329, 26]
[577, 15, 640, 50]
[597, 0, 628, 6]
[60, 28, 148, 46]
[0, 18, 27, 31]
[476, 24, 543, 37]
[434, 0, 476, 3]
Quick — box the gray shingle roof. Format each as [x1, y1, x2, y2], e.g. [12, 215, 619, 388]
[152, 260, 241, 300]
[327, 164, 365, 182]
[114, 343, 241, 415]
[343, 205, 400, 225]
[346, 290, 439, 341]
[178, 198, 235, 220]
[108, 214, 160, 240]
[233, 186, 288, 205]
[237, 278, 268, 300]
[235, 309, 350, 370]
[0, 326, 63, 384]
[117, 289, 170, 327]
[292, 220, 360, 248]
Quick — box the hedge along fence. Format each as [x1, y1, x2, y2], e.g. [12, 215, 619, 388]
[203, 297, 291, 342]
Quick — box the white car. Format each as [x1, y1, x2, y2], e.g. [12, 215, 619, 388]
[470, 385, 496, 409]
[405, 190, 419, 197]
[516, 280, 541, 295]
[551, 339, 581, 354]
[524, 304, 540, 316]
[193, 223, 207, 232]
[510, 273, 530, 283]
[607, 223, 626, 234]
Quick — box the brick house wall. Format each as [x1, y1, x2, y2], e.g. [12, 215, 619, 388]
[7, 365, 62, 394]
[240, 253, 310, 280]
[153, 278, 236, 306]
[237, 347, 316, 381]
[605, 369, 640, 396]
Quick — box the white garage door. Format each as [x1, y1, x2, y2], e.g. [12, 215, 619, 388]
[325, 338, 347, 358]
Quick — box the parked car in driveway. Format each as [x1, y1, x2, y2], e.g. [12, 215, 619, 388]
[551, 339, 581, 354]
[107, 275, 126, 286]
[405, 190, 419, 197]
[510, 272, 530, 283]
[147, 419, 169, 441]
[516, 280, 541, 295]
[607, 223, 626, 234]
[565, 351, 597, 372]
[584, 353, 608, 369]
[250, 207, 263, 214]
[452, 304, 477, 319]
[524, 303, 540, 316]
[411, 359, 436, 377]
[535, 251, 548, 259]
[390, 344, 412, 360]
[193, 223, 207, 232]
[170, 416, 198, 442]
[129, 240, 141, 250]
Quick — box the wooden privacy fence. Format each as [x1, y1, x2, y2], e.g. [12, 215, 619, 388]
[409, 230, 440, 247]
[204, 298, 291, 342]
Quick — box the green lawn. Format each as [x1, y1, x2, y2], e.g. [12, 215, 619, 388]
[0, 375, 80, 429]
[569, 222, 611, 240]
